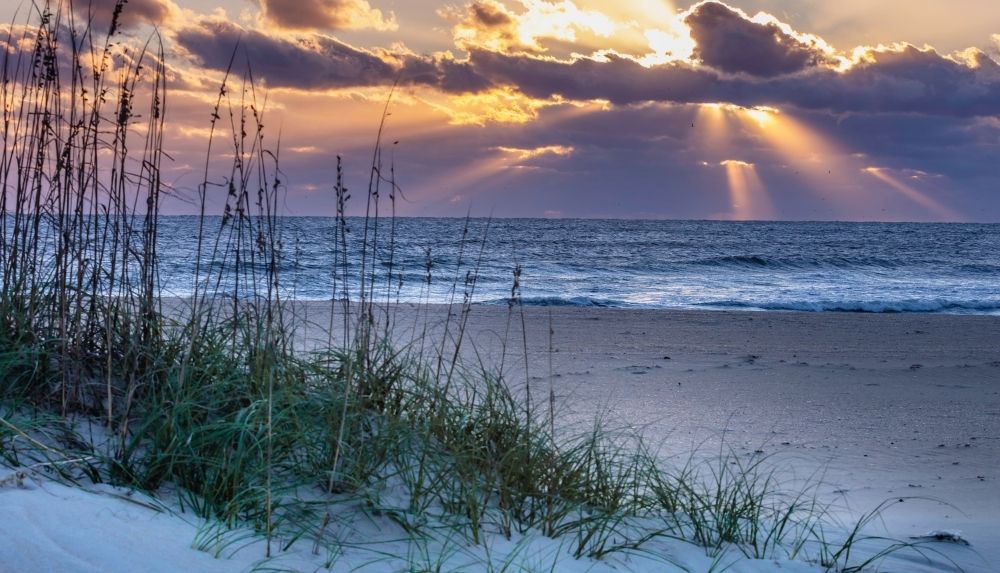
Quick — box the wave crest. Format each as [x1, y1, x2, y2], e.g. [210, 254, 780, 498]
[698, 299, 1000, 314]
[480, 296, 628, 308]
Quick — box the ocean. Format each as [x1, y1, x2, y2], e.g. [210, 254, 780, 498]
[154, 217, 1000, 314]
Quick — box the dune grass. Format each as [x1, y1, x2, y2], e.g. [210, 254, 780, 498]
[0, 4, 967, 572]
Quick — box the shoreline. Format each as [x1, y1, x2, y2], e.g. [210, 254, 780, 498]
[164, 295, 1000, 316]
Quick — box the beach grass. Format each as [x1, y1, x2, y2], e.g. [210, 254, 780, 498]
[0, 4, 962, 571]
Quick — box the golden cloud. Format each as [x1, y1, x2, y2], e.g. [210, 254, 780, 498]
[431, 87, 556, 125]
[259, 0, 397, 32]
[496, 145, 574, 159]
[444, 0, 615, 54]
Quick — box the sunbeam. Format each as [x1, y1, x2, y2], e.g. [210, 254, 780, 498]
[694, 103, 732, 153]
[417, 155, 514, 205]
[415, 144, 571, 206]
[862, 167, 962, 220]
[733, 106, 871, 218]
[721, 159, 776, 220]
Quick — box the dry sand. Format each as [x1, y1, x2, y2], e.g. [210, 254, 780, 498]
[295, 302, 1000, 566]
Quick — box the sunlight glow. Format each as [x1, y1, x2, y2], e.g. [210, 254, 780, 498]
[640, 18, 696, 65]
[694, 103, 730, 151]
[433, 88, 552, 126]
[590, 0, 676, 22]
[744, 106, 780, 128]
[516, 0, 616, 48]
[496, 145, 575, 160]
[721, 159, 775, 220]
[748, 11, 837, 56]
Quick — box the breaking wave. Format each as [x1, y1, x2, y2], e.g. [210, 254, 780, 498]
[698, 299, 1000, 314]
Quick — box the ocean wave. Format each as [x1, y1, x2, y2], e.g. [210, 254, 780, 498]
[697, 299, 1000, 314]
[479, 296, 630, 308]
[686, 254, 923, 271]
[958, 263, 1000, 274]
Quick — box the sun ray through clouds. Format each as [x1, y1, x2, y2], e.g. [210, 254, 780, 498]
[693, 104, 872, 218]
[417, 156, 515, 205]
[731, 106, 871, 218]
[862, 167, 962, 220]
[694, 103, 732, 153]
[416, 144, 574, 207]
[721, 159, 775, 220]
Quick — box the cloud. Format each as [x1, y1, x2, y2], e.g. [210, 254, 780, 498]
[467, 40, 1000, 117]
[169, 0, 1000, 118]
[431, 87, 554, 125]
[496, 144, 574, 160]
[167, 0, 1000, 119]
[258, 0, 396, 32]
[445, 0, 615, 53]
[470, 1, 515, 28]
[447, 0, 521, 52]
[173, 18, 491, 92]
[73, 0, 176, 32]
[469, 49, 718, 104]
[794, 44, 1000, 116]
[683, 1, 834, 77]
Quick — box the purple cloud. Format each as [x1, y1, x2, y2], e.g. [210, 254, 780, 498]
[173, 19, 491, 92]
[467, 44, 1000, 117]
[174, 1, 1000, 118]
[684, 1, 831, 77]
[73, 0, 174, 33]
[257, 0, 396, 32]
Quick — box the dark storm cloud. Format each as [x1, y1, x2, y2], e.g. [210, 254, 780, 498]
[684, 1, 830, 77]
[173, 19, 491, 92]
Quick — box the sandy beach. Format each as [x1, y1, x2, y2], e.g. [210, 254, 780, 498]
[296, 303, 1000, 566]
[3, 303, 998, 572]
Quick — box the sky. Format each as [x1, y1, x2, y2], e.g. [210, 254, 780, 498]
[5, 0, 1000, 221]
